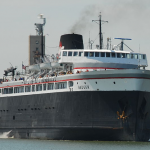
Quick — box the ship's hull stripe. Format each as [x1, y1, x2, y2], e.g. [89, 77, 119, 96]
[0, 77, 150, 88]
[74, 67, 124, 69]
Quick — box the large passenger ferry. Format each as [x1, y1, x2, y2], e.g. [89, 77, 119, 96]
[0, 14, 150, 141]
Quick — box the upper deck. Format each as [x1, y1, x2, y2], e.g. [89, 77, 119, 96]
[59, 49, 147, 70]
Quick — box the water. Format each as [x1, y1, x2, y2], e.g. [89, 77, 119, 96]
[0, 139, 150, 150]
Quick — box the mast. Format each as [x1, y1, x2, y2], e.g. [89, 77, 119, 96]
[92, 13, 108, 49]
[99, 14, 102, 49]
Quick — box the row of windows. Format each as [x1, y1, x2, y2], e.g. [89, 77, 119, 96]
[62, 51, 146, 59]
[1, 82, 67, 94]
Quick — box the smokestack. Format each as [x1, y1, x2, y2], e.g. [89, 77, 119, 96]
[59, 34, 84, 50]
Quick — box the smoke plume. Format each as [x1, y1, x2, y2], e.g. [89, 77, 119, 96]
[70, 5, 100, 33]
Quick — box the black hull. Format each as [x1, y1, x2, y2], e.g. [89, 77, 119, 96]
[0, 91, 150, 141]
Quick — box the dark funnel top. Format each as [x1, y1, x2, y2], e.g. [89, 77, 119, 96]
[59, 34, 84, 49]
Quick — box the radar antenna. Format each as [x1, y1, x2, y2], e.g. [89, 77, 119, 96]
[114, 38, 134, 52]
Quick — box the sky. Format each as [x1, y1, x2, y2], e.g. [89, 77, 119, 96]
[0, 0, 150, 76]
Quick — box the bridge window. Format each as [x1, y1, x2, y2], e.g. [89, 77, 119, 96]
[68, 51, 72, 56]
[112, 53, 116, 58]
[84, 52, 88, 57]
[126, 54, 130, 58]
[139, 54, 142, 59]
[89, 52, 94, 57]
[101, 52, 105, 57]
[131, 54, 134, 59]
[95, 52, 99, 57]
[117, 53, 121, 58]
[106, 52, 110, 57]
[79, 51, 83, 56]
[135, 54, 138, 59]
[121, 53, 126, 58]
[73, 51, 78, 56]
[143, 54, 146, 59]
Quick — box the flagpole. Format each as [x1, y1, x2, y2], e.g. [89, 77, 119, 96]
[22, 61, 23, 75]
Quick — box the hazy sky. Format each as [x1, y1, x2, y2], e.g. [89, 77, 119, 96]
[0, 0, 150, 76]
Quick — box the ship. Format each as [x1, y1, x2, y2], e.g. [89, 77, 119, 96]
[0, 14, 150, 141]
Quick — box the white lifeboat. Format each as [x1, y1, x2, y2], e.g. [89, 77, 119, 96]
[40, 62, 52, 70]
[29, 64, 40, 72]
[51, 62, 63, 69]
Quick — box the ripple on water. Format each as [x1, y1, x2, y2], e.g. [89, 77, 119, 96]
[0, 139, 150, 150]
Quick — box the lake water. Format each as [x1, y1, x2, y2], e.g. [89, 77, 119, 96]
[0, 139, 150, 150]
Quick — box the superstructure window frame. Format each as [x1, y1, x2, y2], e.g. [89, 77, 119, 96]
[25, 85, 31, 92]
[101, 52, 105, 57]
[95, 52, 99, 57]
[89, 52, 94, 57]
[68, 51, 72, 56]
[84, 52, 88, 57]
[126, 53, 130, 59]
[43, 84, 46, 91]
[48, 83, 54, 90]
[131, 54, 134, 59]
[134, 54, 138, 59]
[79, 51, 83, 56]
[117, 53, 121, 58]
[106, 52, 110, 57]
[143, 54, 146, 59]
[32, 85, 35, 92]
[36, 84, 42, 91]
[112, 52, 116, 58]
[63, 51, 67, 56]
[73, 51, 78, 56]
[121, 53, 126, 58]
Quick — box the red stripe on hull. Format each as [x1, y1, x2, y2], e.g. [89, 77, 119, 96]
[0, 77, 150, 89]
[74, 67, 124, 70]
